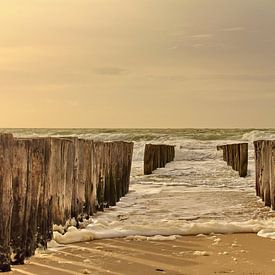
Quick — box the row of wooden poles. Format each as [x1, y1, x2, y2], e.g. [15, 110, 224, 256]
[0, 134, 133, 272]
[144, 144, 175, 175]
[254, 140, 275, 210]
[217, 143, 248, 177]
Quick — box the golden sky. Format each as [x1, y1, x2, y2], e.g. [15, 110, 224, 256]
[1, 0, 275, 128]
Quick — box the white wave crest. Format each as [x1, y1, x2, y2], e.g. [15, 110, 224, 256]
[242, 130, 275, 142]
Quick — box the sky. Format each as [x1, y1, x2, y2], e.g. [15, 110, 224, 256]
[0, 0, 275, 128]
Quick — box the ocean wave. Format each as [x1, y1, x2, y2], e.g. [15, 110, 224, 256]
[1, 128, 268, 141]
[242, 130, 275, 142]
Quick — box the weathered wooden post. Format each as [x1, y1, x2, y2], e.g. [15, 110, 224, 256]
[78, 139, 93, 218]
[82, 140, 93, 217]
[70, 138, 80, 220]
[48, 138, 64, 225]
[270, 140, 275, 210]
[144, 144, 175, 175]
[239, 143, 248, 177]
[172, 146, 175, 161]
[48, 137, 76, 225]
[160, 145, 166, 168]
[121, 142, 133, 197]
[119, 142, 126, 197]
[223, 145, 228, 163]
[228, 145, 233, 167]
[62, 139, 75, 221]
[218, 143, 248, 177]
[26, 138, 50, 258]
[104, 143, 111, 207]
[70, 138, 91, 220]
[113, 142, 122, 203]
[36, 138, 53, 251]
[110, 142, 118, 204]
[117, 142, 124, 200]
[11, 139, 31, 264]
[125, 142, 134, 194]
[152, 146, 157, 171]
[259, 140, 265, 200]
[232, 144, 237, 171]
[109, 143, 117, 206]
[91, 141, 101, 210]
[261, 141, 271, 206]
[90, 141, 99, 211]
[0, 134, 13, 272]
[93, 142, 105, 211]
[235, 144, 240, 172]
[10, 138, 53, 264]
[144, 144, 153, 175]
[254, 141, 261, 196]
[170, 146, 174, 162]
[224, 145, 228, 164]
[167, 146, 171, 162]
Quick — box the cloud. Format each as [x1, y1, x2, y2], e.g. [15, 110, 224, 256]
[93, 67, 128, 76]
[146, 74, 187, 82]
[196, 73, 275, 82]
[221, 27, 245, 32]
[171, 32, 215, 49]
[168, 45, 178, 50]
[192, 43, 205, 48]
[189, 34, 214, 39]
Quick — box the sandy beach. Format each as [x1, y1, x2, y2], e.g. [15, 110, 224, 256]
[2, 0, 275, 272]
[11, 233, 275, 275]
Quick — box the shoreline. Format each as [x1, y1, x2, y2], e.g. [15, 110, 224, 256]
[12, 233, 275, 275]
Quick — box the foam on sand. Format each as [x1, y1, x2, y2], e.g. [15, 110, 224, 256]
[51, 219, 275, 244]
[257, 228, 275, 240]
[53, 226, 94, 244]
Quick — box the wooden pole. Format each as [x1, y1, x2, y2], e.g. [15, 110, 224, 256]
[144, 144, 175, 175]
[235, 144, 240, 172]
[223, 145, 227, 162]
[11, 139, 29, 264]
[48, 138, 64, 225]
[217, 143, 248, 178]
[125, 142, 134, 194]
[239, 143, 248, 177]
[270, 140, 275, 210]
[228, 145, 233, 167]
[26, 138, 49, 258]
[0, 134, 14, 272]
[144, 144, 153, 175]
[261, 141, 271, 207]
[257, 141, 264, 202]
[37, 138, 53, 251]
[254, 141, 261, 196]
[62, 139, 75, 221]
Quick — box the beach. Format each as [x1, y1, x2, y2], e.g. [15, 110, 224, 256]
[1, 128, 274, 274]
[2, 0, 275, 273]
[12, 234, 275, 275]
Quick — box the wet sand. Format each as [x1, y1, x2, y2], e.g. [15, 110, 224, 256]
[11, 234, 275, 275]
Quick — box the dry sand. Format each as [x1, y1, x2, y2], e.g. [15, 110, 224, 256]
[11, 234, 275, 275]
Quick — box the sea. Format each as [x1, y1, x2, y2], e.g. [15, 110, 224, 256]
[2, 128, 275, 243]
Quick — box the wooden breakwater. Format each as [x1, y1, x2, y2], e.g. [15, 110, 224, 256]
[217, 143, 248, 177]
[0, 134, 133, 271]
[254, 140, 275, 210]
[144, 144, 175, 175]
